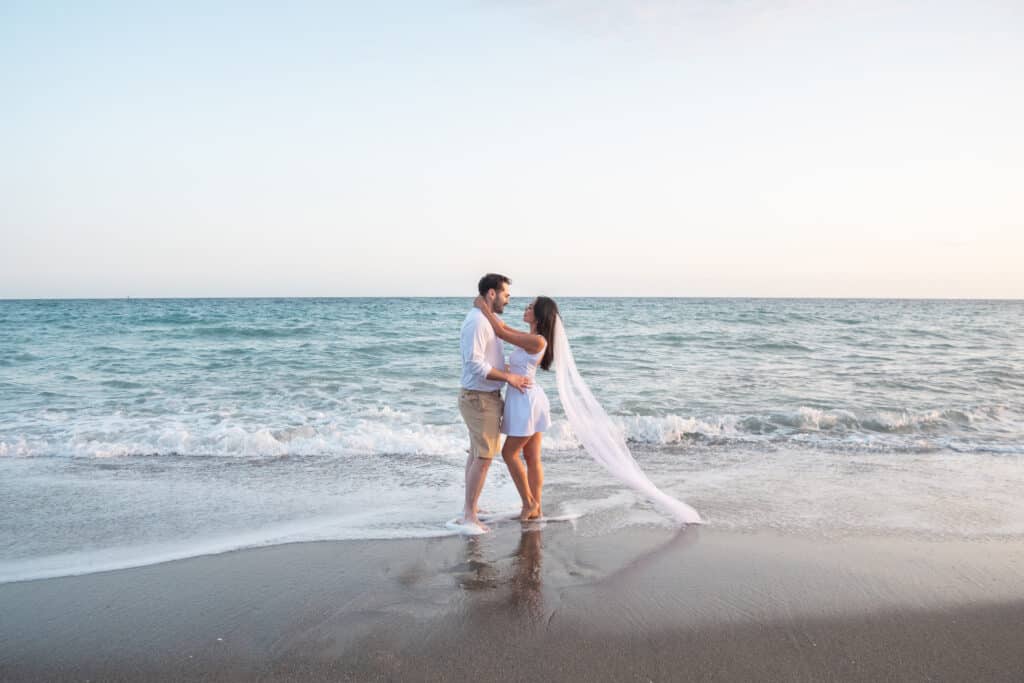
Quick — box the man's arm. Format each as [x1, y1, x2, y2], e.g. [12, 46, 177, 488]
[464, 317, 531, 392]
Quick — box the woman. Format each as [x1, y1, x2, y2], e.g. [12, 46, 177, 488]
[473, 295, 560, 520]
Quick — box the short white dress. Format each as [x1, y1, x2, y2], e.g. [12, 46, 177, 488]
[501, 345, 551, 437]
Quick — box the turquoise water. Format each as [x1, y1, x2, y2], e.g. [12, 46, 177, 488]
[2, 298, 1022, 582]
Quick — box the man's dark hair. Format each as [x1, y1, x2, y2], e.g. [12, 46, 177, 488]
[478, 273, 511, 297]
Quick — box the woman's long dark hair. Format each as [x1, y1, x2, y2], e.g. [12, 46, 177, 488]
[533, 296, 559, 371]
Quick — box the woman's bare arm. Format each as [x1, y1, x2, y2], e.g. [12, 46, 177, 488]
[474, 297, 546, 354]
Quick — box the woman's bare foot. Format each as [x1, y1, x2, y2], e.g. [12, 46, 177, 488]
[520, 501, 541, 521]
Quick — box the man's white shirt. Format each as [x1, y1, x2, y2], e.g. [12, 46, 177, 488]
[460, 309, 505, 392]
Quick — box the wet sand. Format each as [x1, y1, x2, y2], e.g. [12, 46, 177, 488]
[2, 525, 1023, 682]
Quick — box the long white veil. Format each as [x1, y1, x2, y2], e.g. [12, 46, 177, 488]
[553, 316, 702, 525]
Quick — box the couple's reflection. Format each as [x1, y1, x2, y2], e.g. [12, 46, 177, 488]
[457, 533, 502, 591]
[456, 527, 545, 620]
[456, 523, 699, 622]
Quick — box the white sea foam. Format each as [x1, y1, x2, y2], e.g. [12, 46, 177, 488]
[1, 403, 1020, 458]
[3, 442, 1023, 584]
[0, 516, 467, 585]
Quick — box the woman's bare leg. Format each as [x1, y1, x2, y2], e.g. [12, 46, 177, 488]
[501, 436, 538, 519]
[523, 432, 544, 519]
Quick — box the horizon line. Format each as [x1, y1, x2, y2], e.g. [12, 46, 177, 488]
[2, 295, 1022, 303]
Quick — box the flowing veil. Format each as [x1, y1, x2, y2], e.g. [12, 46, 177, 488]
[553, 316, 702, 525]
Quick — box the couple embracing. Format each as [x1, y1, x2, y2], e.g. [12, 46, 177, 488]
[455, 273, 702, 535]
[457, 273, 556, 532]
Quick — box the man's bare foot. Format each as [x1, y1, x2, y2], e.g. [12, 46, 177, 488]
[458, 515, 490, 533]
[520, 501, 541, 521]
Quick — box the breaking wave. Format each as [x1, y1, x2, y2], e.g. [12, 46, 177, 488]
[2, 404, 1018, 458]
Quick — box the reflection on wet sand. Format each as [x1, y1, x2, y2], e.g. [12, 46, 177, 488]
[454, 524, 700, 625]
[453, 527, 548, 622]
[509, 529, 543, 619]
[455, 529, 544, 595]
[456, 534, 501, 591]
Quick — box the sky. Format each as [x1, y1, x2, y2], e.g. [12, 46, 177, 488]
[2, 0, 1022, 298]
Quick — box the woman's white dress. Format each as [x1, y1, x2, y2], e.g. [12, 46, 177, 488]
[501, 345, 551, 436]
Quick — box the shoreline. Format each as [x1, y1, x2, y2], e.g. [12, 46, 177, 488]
[4, 523, 1024, 589]
[3, 526, 1023, 681]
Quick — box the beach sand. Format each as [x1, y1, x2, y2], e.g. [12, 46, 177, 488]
[2, 525, 1023, 682]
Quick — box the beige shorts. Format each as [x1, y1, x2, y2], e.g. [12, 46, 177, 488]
[458, 389, 504, 460]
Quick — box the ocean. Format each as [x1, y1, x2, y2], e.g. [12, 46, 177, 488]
[1, 297, 1022, 583]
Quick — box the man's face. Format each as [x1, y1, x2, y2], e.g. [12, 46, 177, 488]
[491, 283, 510, 314]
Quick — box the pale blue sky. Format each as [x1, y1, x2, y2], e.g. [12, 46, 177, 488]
[2, 1, 1021, 298]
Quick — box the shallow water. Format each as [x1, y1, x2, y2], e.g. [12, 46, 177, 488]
[1, 297, 1022, 582]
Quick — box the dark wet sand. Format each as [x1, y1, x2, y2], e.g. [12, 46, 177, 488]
[2, 525, 1024, 682]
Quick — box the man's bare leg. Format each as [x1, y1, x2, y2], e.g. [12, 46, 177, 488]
[461, 456, 492, 530]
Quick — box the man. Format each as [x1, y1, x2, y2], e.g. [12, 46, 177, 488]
[457, 273, 531, 532]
